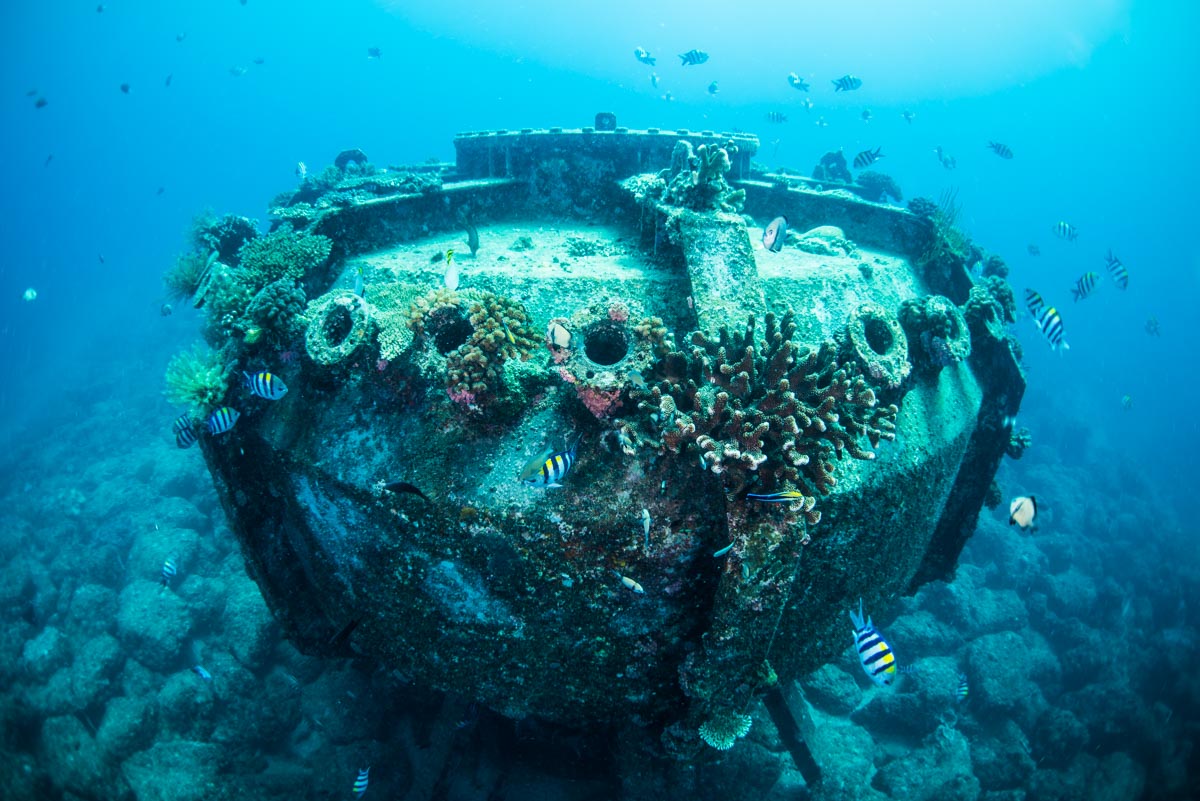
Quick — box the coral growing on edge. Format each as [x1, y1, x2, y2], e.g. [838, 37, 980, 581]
[855, 170, 903, 203]
[164, 344, 233, 415]
[246, 279, 306, 345]
[189, 213, 259, 266]
[698, 709, 753, 751]
[408, 288, 540, 406]
[660, 139, 746, 212]
[900, 295, 972, 371]
[238, 228, 333, 288]
[812, 150, 852, 184]
[163, 251, 212, 304]
[616, 311, 900, 522]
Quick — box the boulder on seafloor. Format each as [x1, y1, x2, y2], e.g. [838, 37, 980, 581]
[122, 740, 229, 801]
[21, 626, 70, 681]
[157, 669, 217, 740]
[799, 663, 862, 715]
[873, 724, 980, 801]
[65, 583, 119, 638]
[221, 573, 278, 669]
[40, 715, 133, 800]
[97, 694, 160, 761]
[64, 633, 125, 709]
[116, 580, 193, 671]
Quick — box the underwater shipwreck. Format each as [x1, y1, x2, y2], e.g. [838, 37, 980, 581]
[167, 113, 1025, 770]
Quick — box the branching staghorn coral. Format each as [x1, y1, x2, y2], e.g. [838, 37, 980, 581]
[614, 311, 899, 523]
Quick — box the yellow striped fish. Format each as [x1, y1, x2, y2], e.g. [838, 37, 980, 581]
[746, 490, 806, 503]
[1105, 249, 1129, 290]
[850, 598, 896, 687]
[243, 371, 288, 400]
[519, 436, 581, 489]
[1071, 271, 1099, 302]
[353, 766, 370, 798]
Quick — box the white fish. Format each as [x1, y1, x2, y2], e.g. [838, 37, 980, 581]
[295, 161, 307, 180]
[614, 570, 644, 594]
[22, 287, 37, 302]
[641, 508, 651, 541]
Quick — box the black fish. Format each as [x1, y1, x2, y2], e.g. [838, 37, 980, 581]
[328, 618, 361, 648]
[384, 481, 430, 501]
[367, 47, 382, 59]
[253, 57, 265, 65]
[988, 141, 1014, 159]
[44, 154, 53, 167]
[120, 83, 130, 94]
[679, 49, 709, 66]
[165, 73, 173, 87]
[853, 147, 883, 169]
[35, 96, 48, 109]
[464, 222, 479, 255]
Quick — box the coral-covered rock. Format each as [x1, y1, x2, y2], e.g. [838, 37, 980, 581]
[873, 723, 980, 800]
[800, 663, 861, 715]
[221, 575, 277, 669]
[97, 694, 159, 761]
[66, 633, 124, 709]
[122, 741, 228, 801]
[1044, 568, 1096, 619]
[40, 715, 132, 800]
[970, 722, 1037, 791]
[65, 583, 119, 638]
[966, 631, 1055, 728]
[157, 670, 217, 739]
[1033, 707, 1089, 768]
[885, 608, 960, 656]
[21, 626, 70, 680]
[116, 580, 193, 672]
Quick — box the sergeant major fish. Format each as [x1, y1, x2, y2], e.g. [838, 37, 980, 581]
[1033, 305, 1069, 351]
[173, 414, 197, 449]
[1071, 272, 1099, 302]
[160, 558, 177, 588]
[988, 141, 1014, 159]
[853, 147, 883, 169]
[765, 111, 788, 124]
[1024, 288, 1046, 317]
[1105, 249, 1129, 290]
[849, 598, 896, 686]
[244, 371, 288, 400]
[787, 72, 810, 91]
[1052, 221, 1079, 242]
[762, 216, 788, 253]
[206, 406, 240, 436]
[519, 436, 581, 489]
[634, 47, 656, 66]
[956, 673, 969, 702]
[832, 74, 862, 92]
[353, 766, 370, 798]
[679, 49, 709, 66]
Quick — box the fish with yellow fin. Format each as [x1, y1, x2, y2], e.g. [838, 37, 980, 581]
[519, 436, 581, 489]
[746, 489, 806, 503]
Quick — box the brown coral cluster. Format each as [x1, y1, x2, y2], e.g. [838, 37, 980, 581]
[614, 311, 900, 523]
[408, 288, 540, 405]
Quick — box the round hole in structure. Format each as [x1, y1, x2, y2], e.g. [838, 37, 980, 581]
[583, 323, 629, 366]
[323, 305, 353, 346]
[864, 317, 894, 355]
[429, 308, 473, 354]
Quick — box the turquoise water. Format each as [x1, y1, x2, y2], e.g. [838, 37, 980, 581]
[1, 2, 1197, 799]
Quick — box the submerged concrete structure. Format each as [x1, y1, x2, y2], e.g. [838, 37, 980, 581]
[180, 114, 1024, 765]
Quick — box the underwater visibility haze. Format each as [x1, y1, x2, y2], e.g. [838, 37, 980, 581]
[1, 1, 1198, 799]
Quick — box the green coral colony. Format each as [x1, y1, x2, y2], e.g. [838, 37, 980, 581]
[163, 118, 1024, 762]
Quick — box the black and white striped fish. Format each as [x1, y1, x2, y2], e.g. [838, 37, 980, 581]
[988, 141, 1014, 159]
[206, 406, 240, 436]
[853, 147, 883, 169]
[765, 111, 788, 124]
[1071, 271, 1099, 302]
[1052, 221, 1079, 242]
[160, 558, 177, 588]
[173, 414, 197, 449]
[832, 74, 862, 92]
[519, 436, 581, 489]
[679, 49, 708, 66]
[244, 371, 288, 400]
[1034, 305, 1069, 351]
[353, 766, 370, 798]
[956, 673, 969, 703]
[1105, 249, 1129, 289]
[849, 599, 896, 686]
[1025, 288, 1046, 317]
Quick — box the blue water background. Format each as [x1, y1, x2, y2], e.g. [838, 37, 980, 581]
[1, 1, 1196, 529]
